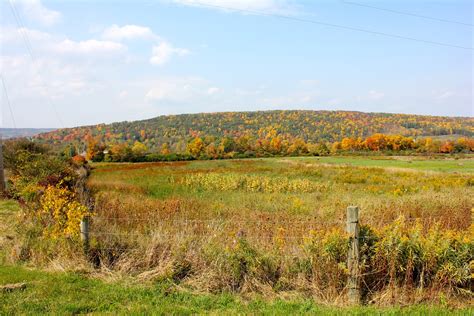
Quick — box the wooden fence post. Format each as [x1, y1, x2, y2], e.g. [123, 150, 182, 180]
[80, 216, 90, 254]
[346, 206, 360, 305]
[0, 136, 6, 195]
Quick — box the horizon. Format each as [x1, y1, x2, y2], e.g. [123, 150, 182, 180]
[1, 0, 473, 128]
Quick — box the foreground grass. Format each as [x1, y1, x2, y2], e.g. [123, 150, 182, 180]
[0, 265, 471, 315]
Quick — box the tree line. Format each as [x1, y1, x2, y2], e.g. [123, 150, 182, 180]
[80, 133, 474, 162]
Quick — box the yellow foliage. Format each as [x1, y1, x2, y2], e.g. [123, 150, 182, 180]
[178, 173, 326, 193]
[38, 186, 92, 238]
[131, 141, 148, 156]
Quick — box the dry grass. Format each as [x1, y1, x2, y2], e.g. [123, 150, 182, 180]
[6, 156, 473, 306]
[73, 157, 474, 304]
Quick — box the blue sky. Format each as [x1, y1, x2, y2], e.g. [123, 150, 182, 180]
[0, 0, 472, 128]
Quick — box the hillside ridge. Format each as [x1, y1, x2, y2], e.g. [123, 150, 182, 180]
[35, 110, 474, 152]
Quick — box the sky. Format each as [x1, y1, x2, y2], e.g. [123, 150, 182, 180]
[0, 0, 472, 128]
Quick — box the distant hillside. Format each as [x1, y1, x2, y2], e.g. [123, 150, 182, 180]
[35, 110, 473, 150]
[1, 128, 55, 139]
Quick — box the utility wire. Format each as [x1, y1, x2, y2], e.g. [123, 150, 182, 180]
[186, 1, 472, 50]
[341, 0, 473, 27]
[0, 75, 17, 129]
[7, 0, 64, 128]
[8, 1, 35, 58]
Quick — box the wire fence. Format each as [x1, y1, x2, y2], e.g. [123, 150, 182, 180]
[78, 207, 474, 303]
[82, 212, 459, 252]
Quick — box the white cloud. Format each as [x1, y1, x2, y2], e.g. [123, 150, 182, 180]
[119, 90, 129, 98]
[53, 39, 126, 55]
[172, 0, 297, 15]
[18, 0, 62, 26]
[0, 54, 94, 103]
[102, 25, 188, 66]
[0, 26, 52, 44]
[368, 90, 385, 100]
[436, 91, 454, 99]
[102, 24, 159, 41]
[1, 26, 126, 56]
[149, 42, 189, 66]
[207, 87, 219, 95]
[145, 77, 214, 102]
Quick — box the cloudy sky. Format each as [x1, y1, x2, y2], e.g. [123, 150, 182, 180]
[0, 0, 472, 128]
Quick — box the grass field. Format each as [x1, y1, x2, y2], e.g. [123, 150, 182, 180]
[81, 156, 474, 304]
[3, 265, 472, 315]
[2, 156, 473, 311]
[89, 156, 473, 230]
[297, 156, 474, 173]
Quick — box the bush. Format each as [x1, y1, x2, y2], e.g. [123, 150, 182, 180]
[4, 139, 76, 202]
[38, 185, 92, 238]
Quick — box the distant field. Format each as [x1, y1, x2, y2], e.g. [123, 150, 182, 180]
[90, 156, 474, 227]
[295, 156, 474, 173]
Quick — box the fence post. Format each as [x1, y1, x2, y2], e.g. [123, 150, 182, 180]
[80, 216, 90, 254]
[346, 206, 360, 305]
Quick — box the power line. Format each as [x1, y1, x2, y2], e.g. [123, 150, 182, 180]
[341, 0, 473, 27]
[7, 0, 64, 128]
[8, 1, 35, 58]
[186, 1, 472, 50]
[0, 75, 17, 129]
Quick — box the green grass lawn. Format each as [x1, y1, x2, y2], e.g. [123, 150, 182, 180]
[1, 265, 471, 315]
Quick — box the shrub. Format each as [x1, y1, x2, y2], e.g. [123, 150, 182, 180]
[38, 185, 92, 238]
[4, 140, 76, 202]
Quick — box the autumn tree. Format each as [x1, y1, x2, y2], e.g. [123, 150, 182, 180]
[440, 141, 454, 153]
[160, 143, 171, 155]
[187, 137, 205, 157]
[341, 137, 357, 151]
[220, 137, 236, 153]
[287, 138, 308, 156]
[269, 136, 283, 154]
[86, 137, 105, 161]
[205, 142, 220, 159]
[365, 133, 387, 151]
[109, 143, 133, 162]
[132, 141, 148, 157]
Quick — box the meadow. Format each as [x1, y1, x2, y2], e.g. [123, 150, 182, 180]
[80, 156, 474, 306]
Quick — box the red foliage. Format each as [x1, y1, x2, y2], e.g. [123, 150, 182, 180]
[72, 155, 87, 166]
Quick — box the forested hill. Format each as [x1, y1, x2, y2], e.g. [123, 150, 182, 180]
[35, 110, 473, 151]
